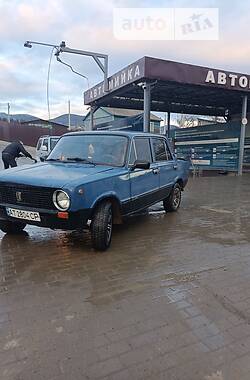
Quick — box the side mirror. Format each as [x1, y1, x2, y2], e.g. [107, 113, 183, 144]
[131, 160, 150, 170]
[41, 145, 48, 152]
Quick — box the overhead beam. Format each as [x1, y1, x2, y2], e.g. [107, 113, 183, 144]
[99, 98, 227, 116]
[94, 92, 242, 111]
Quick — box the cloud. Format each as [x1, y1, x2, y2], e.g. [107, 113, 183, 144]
[0, 58, 41, 97]
[0, 52, 89, 118]
[0, 0, 66, 41]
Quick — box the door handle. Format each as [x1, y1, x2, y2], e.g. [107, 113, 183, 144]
[173, 164, 178, 170]
[152, 168, 160, 174]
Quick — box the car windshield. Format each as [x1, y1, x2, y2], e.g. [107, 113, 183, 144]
[47, 134, 128, 167]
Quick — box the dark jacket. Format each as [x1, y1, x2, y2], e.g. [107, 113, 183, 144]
[2, 141, 32, 159]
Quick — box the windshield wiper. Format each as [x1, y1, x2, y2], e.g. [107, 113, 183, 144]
[66, 157, 96, 166]
[46, 158, 62, 162]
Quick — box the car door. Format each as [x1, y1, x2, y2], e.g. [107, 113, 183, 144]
[151, 137, 177, 199]
[128, 137, 160, 213]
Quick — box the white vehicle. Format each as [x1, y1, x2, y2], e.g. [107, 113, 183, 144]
[36, 135, 60, 161]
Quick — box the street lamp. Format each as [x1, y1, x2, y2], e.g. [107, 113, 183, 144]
[24, 40, 109, 92]
[24, 41, 32, 48]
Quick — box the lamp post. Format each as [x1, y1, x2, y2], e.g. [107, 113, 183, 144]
[68, 100, 71, 130]
[24, 40, 109, 92]
[0, 102, 11, 123]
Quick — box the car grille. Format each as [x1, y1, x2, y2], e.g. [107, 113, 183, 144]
[0, 183, 56, 210]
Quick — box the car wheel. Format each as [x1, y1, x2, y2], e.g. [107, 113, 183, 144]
[163, 183, 182, 212]
[0, 220, 26, 234]
[91, 201, 113, 251]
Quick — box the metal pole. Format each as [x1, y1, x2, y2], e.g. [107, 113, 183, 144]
[68, 100, 71, 130]
[90, 107, 94, 131]
[167, 111, 171, 138]
[238, 95, 248, 176]
[24, 41, 109, 94]
[163, 112, 167, 134]
[61, 46, 108, 93]
[104, 55, 109, 93]
[143, 82, 151, 133]
[7, 102, 10, 123]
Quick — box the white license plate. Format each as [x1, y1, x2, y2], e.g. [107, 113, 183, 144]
[6, 208, 41, 222]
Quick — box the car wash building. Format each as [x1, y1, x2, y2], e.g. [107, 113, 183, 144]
[84, 56, 250, 175]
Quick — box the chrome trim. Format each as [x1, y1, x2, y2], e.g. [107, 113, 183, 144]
[16, 191, 22, 202]
[128, 182, 173, 200]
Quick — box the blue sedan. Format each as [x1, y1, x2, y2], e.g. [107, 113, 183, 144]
[0, 131, 189, 250]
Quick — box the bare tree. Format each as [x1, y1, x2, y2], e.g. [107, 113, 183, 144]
[176, 114, 225, 128]
[176, 114, 196, 128]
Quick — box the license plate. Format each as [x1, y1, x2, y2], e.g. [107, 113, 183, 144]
[6, 207, 41, 222]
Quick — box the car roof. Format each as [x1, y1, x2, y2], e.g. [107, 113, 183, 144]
[64, 131, 164, 138]
[39, 135, 60, 139]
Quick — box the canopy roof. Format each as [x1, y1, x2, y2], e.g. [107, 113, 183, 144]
[84, 57, 250, 117]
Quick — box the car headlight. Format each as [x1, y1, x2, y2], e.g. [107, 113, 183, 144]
[53, 190, 70, 211]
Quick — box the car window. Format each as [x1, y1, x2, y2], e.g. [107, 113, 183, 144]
[152, 138, 170, 161]
[43, 139, 49, 150]
[165, 142, 173, 160]
[36, 138, 42, 150]
[129, 141, 136, 165]
[50, 138, 59, 150]
[134, 138, 152, 162]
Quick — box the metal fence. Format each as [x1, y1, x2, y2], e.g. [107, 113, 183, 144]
[0, 121, 67, 147]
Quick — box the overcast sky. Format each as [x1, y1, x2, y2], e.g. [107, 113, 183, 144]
[0, 0, 249, 119]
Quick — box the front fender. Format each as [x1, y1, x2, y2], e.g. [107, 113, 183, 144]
[90, 192, 123, 224]
[90, 191, 121, 211]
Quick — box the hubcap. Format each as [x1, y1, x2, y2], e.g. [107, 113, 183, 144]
[173, 187, 181, 208]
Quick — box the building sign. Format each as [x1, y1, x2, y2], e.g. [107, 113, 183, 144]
[172, 122, 241, 171]
[84, 58, 145, 104]
[244, 137, 250, 165]
[205, 70, 250, 89]
[144, 58, 250, 92]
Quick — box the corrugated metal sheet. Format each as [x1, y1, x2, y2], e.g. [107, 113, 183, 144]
[0, 121, 66, 147]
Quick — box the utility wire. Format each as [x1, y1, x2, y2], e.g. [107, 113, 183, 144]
[56, 56, 90, 88]
[47, 47, 55, 121]
[47, 50, 89, 121]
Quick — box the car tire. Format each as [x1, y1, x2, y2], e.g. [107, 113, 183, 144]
[91, 201, 113, 251]
[0, 220, 26, 234]
[163, 183, 182, 212]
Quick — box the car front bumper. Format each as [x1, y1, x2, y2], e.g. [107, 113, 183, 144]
[0, 204, 92, 230]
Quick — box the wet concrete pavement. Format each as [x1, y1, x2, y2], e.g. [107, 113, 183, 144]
[1, 169, 250, 379]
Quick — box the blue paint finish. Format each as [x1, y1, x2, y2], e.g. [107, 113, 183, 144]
[129, 167, 159, 199]
[71, 168, 130, 212]
[0, 162, 115, 188]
